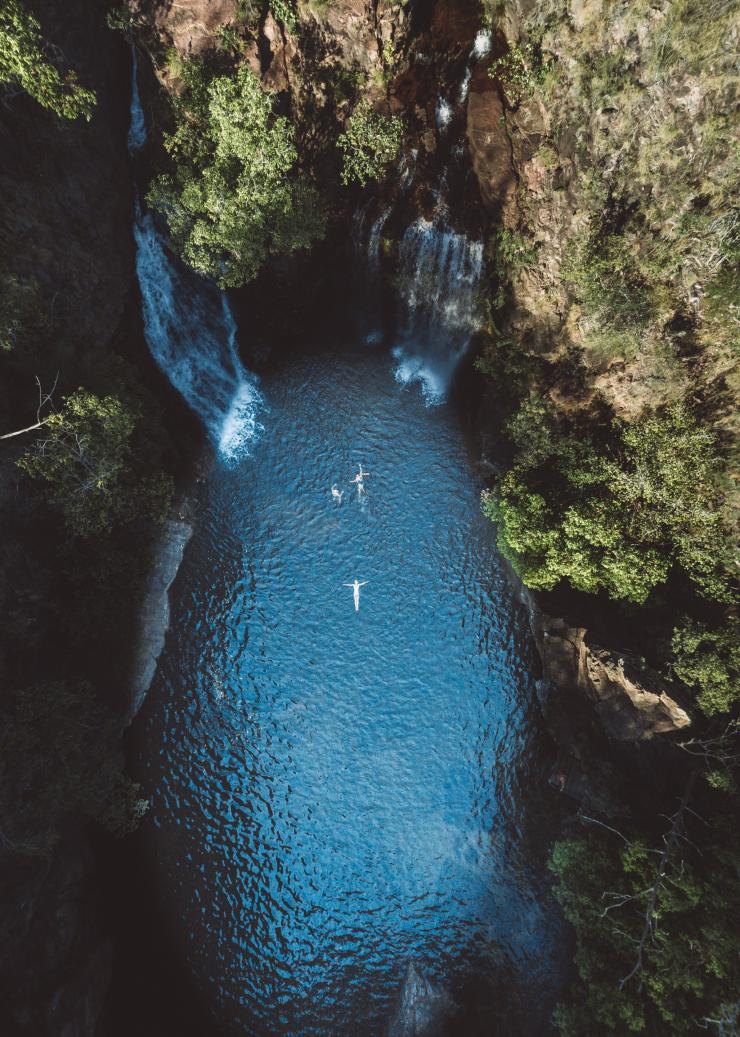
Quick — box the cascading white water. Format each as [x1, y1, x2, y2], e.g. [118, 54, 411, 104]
[128, 49, 261, 462]
[128, 47, 146, 153]
[392, 219, 484, 405]
[435, 97, 453, 129]
[459, 29, 493, 103]
[133, 212, 262, 460]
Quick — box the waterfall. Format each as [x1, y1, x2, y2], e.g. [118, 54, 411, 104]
[128, 47, 146, 153]
[128, 50, 262, 462]
[133, 212, 262, 460]
[459, 29, 493, 104]
[435, 97, 453, 129]
[392, 219, 484, 405]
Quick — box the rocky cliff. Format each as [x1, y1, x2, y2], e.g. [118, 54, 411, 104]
[466, 0, 738, 771]
[2, 0, 734, 1031]
[474, 0, 738, 428]
[0, 3, 174, 1034]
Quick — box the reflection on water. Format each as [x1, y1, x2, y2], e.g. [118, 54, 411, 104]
[131, 332, 565, 1036]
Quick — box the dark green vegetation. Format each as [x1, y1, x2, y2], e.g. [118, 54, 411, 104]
[478, 0, 740, 1032]
[477, 0, 739, 711]
[149, 55, 326, 288]
[672, 618, 740, 719]
[337, 100, 404, 187]
[0, 0, 95, 119]
[147, 49, 405, 284]
[2, 378, 173, 852]
[18, 389, 171, 537]
[482, 401, 732, 607]
[0, 2, 176, 860]
[488, 35, 551, 106]
[550, 794, 740, 1036]
[1, 681, 148, 852]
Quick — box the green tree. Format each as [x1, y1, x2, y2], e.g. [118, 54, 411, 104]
[482, 401, 733, 605]
[0, 0, 95, 119]
[337, 100, 404, 187]
[549, 807, 740, 1036]
[672, 618, 740, 716]
[489, 37, 552, 106]
[17, 389, 171, 537]
[149, 59, 325, 288]
[0, 681, 147, 851]
[0, 274, 47, 352]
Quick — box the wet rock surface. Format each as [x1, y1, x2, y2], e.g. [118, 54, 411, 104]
[387, 964, 451, 1037]
[127, 516, 193, 722]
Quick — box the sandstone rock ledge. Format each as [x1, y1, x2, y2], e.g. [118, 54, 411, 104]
[532, 613, 691, 742]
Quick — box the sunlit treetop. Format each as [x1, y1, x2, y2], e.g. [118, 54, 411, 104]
[0, 0, 96, 120]
[148, 59, 326, 289]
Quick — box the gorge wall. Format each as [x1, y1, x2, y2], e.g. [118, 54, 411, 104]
[2, 0, 736, 1033]
[0, 3, 136, 1034]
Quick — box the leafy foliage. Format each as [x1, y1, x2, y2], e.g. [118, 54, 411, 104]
[149, 59, 326, 288]
[482, 401, 733, 604]
[486, 227, 537, 280]
[550, 818, 740, 1036]
[489, 37, 551, 105]
[337, 100, 404, 187]
[0, 274, 47, 352]
[562, 226, 661, 331]
[0, 0, 95, 119]
[17, 389, 171, 537]
[672, 618, 740, 716]
[269, 0, 297, 31]
[0, 681, 147, 851]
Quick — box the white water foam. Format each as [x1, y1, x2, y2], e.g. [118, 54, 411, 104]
[473, 30, 492, 59]
[129, 49, 261, 463]
[133, 210, 262, 462]
[392, 219, 484, 405]
[436, 97, 453, 129]
[459, 30, 493, 104]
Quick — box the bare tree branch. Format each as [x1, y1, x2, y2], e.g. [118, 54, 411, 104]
[619, 773, 696, 990]
[1, 373, 59, 441]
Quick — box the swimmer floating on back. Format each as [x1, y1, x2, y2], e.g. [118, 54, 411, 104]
[343, 579, 368, 612]
[331, 484, 343, 503]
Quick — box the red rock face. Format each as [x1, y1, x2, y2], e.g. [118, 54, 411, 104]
[147, 0, 241, 56]
[466, 67, 517, 218]
[430, 0, 481, 49]
[532, 613, 691, 743]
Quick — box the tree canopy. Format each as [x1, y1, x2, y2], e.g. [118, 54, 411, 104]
[337, 100, 404, 187]
[482, 401, 733, 606]
[18, 389, 171, 537]
[148, 58, 326, 288]
[550, 809, 740, 1036]
[0, 680, 147, 850]
[0, 0, 95, 119]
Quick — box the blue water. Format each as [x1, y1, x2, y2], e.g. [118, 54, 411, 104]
[132, 328, 565, 1035]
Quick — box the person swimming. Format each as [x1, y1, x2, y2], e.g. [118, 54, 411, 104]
[343, 579, 367, 612]
[352, 464, 370, 497]
[331, 484, 343, 503]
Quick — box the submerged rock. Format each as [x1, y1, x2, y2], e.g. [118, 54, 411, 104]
[388, 963, 451, 1037]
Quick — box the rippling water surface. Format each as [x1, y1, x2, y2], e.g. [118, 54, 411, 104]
[132, 327, 565, 1035]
